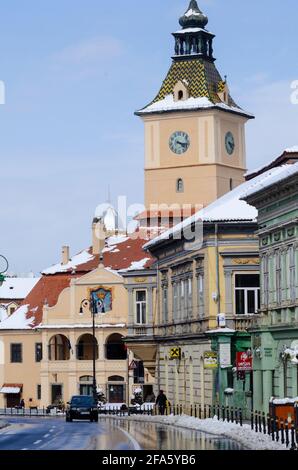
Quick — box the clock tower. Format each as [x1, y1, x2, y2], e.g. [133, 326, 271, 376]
[136, 0, 254, 210]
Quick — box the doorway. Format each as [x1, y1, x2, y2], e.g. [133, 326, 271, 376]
[108, 384, 125, 403]
[6, 394, 20, 408]
[51, 384, 63, 405]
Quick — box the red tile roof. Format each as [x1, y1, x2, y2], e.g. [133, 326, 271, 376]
[9, 234, 156, 329]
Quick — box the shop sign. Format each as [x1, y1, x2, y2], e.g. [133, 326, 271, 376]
[236, 352, 253, 371]
[204, 352, 218, 369]
[169, 347, 181, 360]
[220, 344, 231, 367]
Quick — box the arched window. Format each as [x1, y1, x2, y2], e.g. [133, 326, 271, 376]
[108, 376, 125, 382]
[178, 90, 184, 100]
[48, 334, 71, 361]
[76, 334, 99, 361]
[230, 178, 233, 191]
[106, 334, 127, 360]
[176, 178, 184, 193]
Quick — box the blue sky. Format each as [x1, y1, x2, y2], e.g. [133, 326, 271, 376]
[1, 0, 298, 274]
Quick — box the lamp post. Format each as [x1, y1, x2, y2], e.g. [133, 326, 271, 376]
[79, 298, 97, 401]
[0, 255, 8, 287]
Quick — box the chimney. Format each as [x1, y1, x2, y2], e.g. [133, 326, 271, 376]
[62, 246, 70, 265]
[92, 218, 106, 255]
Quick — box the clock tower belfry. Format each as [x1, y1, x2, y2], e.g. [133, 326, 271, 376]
[136, 0, 254, 210]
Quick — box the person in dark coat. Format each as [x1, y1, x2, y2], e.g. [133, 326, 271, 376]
[155, 390, 168, 416]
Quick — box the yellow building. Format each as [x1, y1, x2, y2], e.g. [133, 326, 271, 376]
[0, 222, 155, 408]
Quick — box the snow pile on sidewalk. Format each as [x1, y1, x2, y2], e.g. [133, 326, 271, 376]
[0, 420, 8, 430]
[103, 414, 287, 451]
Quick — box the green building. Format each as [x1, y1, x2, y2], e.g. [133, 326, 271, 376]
[243, 158, 298, 413]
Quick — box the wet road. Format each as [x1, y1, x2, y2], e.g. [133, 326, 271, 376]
[0, 417, 244, 450]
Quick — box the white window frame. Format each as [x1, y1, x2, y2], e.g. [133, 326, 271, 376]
[234, 273, 260, 315]
[135, 290, 147, 325]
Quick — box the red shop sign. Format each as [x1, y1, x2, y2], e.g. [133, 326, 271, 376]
[236, 352, 253, 371]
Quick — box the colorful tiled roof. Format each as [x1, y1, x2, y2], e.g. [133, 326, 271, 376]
[0, 233, 156, 329]
[136, 58, 242, 115]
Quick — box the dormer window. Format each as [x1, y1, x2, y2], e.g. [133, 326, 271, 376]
[173, 81, 189, 102]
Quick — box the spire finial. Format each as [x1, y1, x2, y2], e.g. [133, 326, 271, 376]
[179, 0, 208, 29]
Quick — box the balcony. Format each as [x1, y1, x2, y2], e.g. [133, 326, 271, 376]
[234, 314, 262, 331]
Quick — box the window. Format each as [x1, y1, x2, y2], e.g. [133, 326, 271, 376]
[275, 251, 282, 304]
[135, 290, 147, 325]
[37, 385, 41, 400]
[229, 178, 233, 191]
[178, 90, 184, 100]
[35, 343, 43, 362]
[235, 274, 260, 315]
[173, 283, 178, 320]
[162, 287, 168, 323]
[9, 307, 16, 316]
[11, 344, 22, 363]
[176, 178, 184, 193]
[106, 334, 127, 360]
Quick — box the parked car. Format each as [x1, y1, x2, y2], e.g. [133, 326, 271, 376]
[66, 396, 99, 423]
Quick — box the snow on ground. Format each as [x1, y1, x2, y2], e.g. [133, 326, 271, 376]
[102, 414, 287, 451]
[0, 305, 36, 330]
[42, 250, 94, 275]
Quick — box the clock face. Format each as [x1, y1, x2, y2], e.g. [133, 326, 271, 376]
[169, 131, 190, 155]
[225, 132, 235, 155]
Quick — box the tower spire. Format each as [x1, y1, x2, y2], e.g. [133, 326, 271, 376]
[179, 1, 208, 29]
[173, 0, 214, 61]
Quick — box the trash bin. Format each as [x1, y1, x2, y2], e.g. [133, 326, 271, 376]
[269, 398, 298, 426]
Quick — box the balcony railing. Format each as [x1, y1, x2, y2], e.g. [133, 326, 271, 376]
[234, 315, 262, 332]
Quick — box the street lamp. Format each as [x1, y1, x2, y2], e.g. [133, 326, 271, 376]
[79, 298, 98, 402]
[0, 255, 8, 287]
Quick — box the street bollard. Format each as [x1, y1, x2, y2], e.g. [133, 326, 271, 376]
[204, 405, 207, 420]
[262, 412, 266, 434]
[222, 406, 226, 422]
[235, 408, 239, 425]
[227, 407, 230, 423]
[217, 404, 220, 421]
[199, 405, 202, 420]
[194, 405, 197, 419]
[285, 422, 290, 448]
[231, 407, 234, 424]
[275, 419, 280, 442]
[239, 409, 243, 427]
[290, 425, 296, 450]
[267, 414, 271, 436]
[271, 418, 275, 441]
[255, 411, 258, 433]
[258, 412, 262, 433]
[280, 420, 285, 445]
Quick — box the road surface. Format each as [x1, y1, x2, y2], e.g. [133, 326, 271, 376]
[0, 417, 244, 450]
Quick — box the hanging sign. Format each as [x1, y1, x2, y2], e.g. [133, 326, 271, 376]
[169, 347, 181, 360]
[204, 352, 218, 369]
[236, 352, 253, 371]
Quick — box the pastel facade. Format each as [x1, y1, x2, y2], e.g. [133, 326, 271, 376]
[243, 162, 298, 412]
[0, 228, 155, 408]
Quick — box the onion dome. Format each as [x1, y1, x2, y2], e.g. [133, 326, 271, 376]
[179, 0, 208, 30]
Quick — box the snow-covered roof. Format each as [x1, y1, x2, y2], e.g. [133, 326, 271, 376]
[0, 306, 8, 322]
[174, 27, 213, 35]
[138, 94, 253, 118]
[144, 165, 295, 250]
[42, 250, 95, 275]
[119, 258, 151, 273]
[0, 305, 37, 330]
[243, 162, 298, 199]
[285, 146, 298, 153]
[0, 277, 40, 300]
[245, 146, 298, 179]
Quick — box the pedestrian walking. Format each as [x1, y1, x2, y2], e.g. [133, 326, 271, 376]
[155, 390, 168, 416]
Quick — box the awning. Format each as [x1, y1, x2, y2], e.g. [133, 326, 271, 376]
[0, 384, 22, 394]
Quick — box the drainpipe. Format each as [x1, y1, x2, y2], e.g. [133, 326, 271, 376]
[215, 223, 221, 315]
[156, 260, 161, 392]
